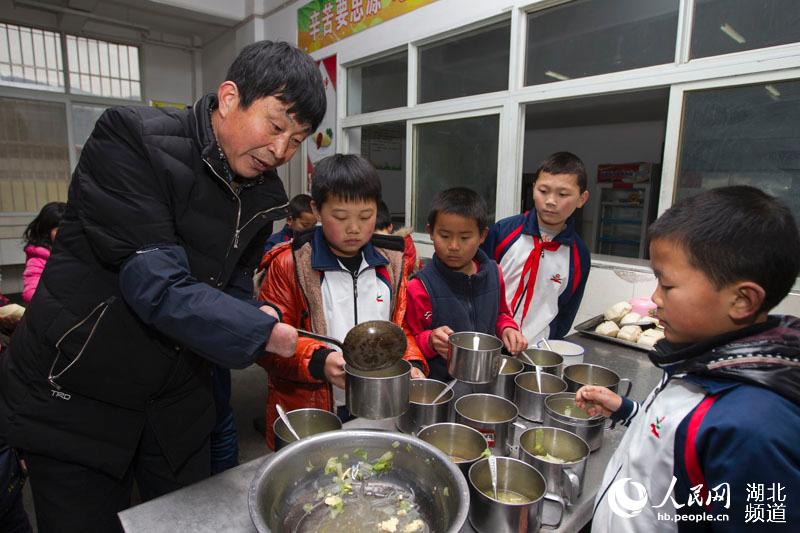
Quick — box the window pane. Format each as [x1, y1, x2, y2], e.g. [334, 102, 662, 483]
[691, 0, 800, 59]
[71, 103, 107, 161]
[418, 21, 510, 104]
[0, 97, 70, 213]
[355, 122, 407, 226]
[675, 80, 800, 224]
[347, 51, 407, 115]
[525, 0, 678, 86]
[414, 115, 499, 230]
[0, 23, 64, 91]
[65, 35, 140, 99]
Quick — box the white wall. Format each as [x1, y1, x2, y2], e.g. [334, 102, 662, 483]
[143, 43, 197, 104]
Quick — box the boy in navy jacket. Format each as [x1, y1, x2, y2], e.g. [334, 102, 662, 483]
[405, 187, 526, 381]
[482, 151, 590, 343]
[578, 186, 800, 532]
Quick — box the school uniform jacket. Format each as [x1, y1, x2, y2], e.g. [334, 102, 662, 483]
[482, 209, 590, 341]
[593, 316, 800, 532]
[257, 227, 427, 449]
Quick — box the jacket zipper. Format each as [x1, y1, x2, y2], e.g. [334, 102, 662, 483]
[351, 271, 359, 325]
[203, 158, 287, 284]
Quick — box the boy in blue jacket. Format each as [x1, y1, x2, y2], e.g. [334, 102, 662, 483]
[578, 186, 800, 532]
[482, 151, 590, 343]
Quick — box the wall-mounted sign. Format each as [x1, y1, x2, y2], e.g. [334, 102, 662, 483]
[306, 55, 337, 190]
[298, 0, 437, 53]
[149, 100, 187, 109]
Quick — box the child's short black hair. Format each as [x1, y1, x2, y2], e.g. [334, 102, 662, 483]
[376, 201, 393, 231]
[288, 194, 313, 218]
[427, 187, 489, 231]
[225, 41, 326, 131]
[24, 201, 67, 249]
[311, 154, 382, 208]
[535, 151, 588, 192]
[649, 185, 800, 312]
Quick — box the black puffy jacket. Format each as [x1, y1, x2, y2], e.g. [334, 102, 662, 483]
[0, 94, 288, 477]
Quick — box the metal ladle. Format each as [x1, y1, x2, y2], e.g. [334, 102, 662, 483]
[276, 404, 301, 442]
[296, 320, 407, 371]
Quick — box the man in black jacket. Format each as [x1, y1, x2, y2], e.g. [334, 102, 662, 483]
[0, 41, 325, 532]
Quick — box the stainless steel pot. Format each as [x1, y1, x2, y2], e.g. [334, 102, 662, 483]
[417, 422, 488, 475]
[473, 356, 524, 400]
[396, 379, 452, 434]
[514, 372, 568, 422]
[563, 363, 632, 396]
[448, 332, 503, 384]
[249, 430, 470, 532]
[543, 392, 608, 452]
[518, 427, 590, 528]
[346, 359, 410, 419]
[467, 457, 546, 533]
[273, 408, 342, 451]
[519, 348, 563, 376]
[454, 393, 518, 456]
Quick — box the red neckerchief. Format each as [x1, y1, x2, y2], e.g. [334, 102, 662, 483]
[509, 235, 561, 322]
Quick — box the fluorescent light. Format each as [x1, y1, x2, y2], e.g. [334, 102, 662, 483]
[720, 23, 746, 44]
[544, 70, 570, 81]
[765, 84, 781, 100]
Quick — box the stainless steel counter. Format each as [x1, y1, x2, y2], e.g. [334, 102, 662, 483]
[119, 334, 664, 533]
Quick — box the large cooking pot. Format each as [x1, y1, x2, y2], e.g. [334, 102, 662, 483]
[249, 430, 470, 532]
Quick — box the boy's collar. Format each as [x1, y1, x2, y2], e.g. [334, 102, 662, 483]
[310, 226, 388, 271]
[523, 208, 578, 245]
[432, 247, 491, 280]
[649, 317, 782, 371]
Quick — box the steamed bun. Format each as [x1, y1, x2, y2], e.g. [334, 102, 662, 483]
[595, 321, 620, 337]
[619, 312, 642, 326]
[604, 301, 632, 322]
[617, 325, 642, 342]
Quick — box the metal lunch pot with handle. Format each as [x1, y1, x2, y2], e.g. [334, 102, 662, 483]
[563, 363, 633, 397]
[396, 378, 453, 434]
[518, 427, 590, 528]
[543, 392, 610, 452]
[346, 359, 411, 419]
[448, 332, 503, 384]
[514, 371, 568, 422]
[454, 393, 518, 456]
[473, 356, 524, 400]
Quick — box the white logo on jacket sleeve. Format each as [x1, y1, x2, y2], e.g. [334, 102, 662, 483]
[609, 478, 649, 518]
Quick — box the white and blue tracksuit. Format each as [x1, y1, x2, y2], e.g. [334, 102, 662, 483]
[482, 209, 590, 342]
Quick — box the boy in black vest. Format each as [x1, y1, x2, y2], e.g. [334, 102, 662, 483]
[405, 187, 527, 381]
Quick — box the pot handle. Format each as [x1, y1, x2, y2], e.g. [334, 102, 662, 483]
[619, 378, 633, 398]
[540, 494, 566, 529]
[563, 468, 580, 505]
[605, 416, 616, 431]
[512, 421, 528, 450]
[296, 329, 344, 350]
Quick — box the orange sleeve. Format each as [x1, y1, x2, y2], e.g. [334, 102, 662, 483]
[394, 272, 429, 375]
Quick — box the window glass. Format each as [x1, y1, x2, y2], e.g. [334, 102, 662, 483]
[66, 35, 140, 100]
[0, 23, 64, 91]
[348, 52, 407, 115]
[0, 97, 70, 212]
[692, 0, 800, 59]
[413, 115, 499, 230]
[525, 0, 679, 86]
[72, 104, 108, 160]
[360, 122, 407, 227]
[675, 79, 800, 223]
[418, 21, 510, 103]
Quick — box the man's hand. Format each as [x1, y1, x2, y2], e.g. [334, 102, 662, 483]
[410, 367, 425, 380]
[259, 304, 280, 320]
[429, 325, 454, 358]
[501, 328, 527, 354]
[575, 385, 622, 418]
[265, 323, 298, 358]
[324, 351, 346, 389]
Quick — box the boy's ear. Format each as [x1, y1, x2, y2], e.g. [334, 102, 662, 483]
[310, 200, 321, 222]
[729, 281, 767, 322]
[577, 190, 589, 209]
[479, 227, 489, 244]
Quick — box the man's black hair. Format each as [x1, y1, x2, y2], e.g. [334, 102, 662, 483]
[535, 151, 588, 192]
[648, 185, 800, 312]
[311, 154, 382, 208]
[288, 194, 313, 219]
[376, 201, 393, 231]
[426, 187, 489, 231]
[226, 41, 326, 131]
